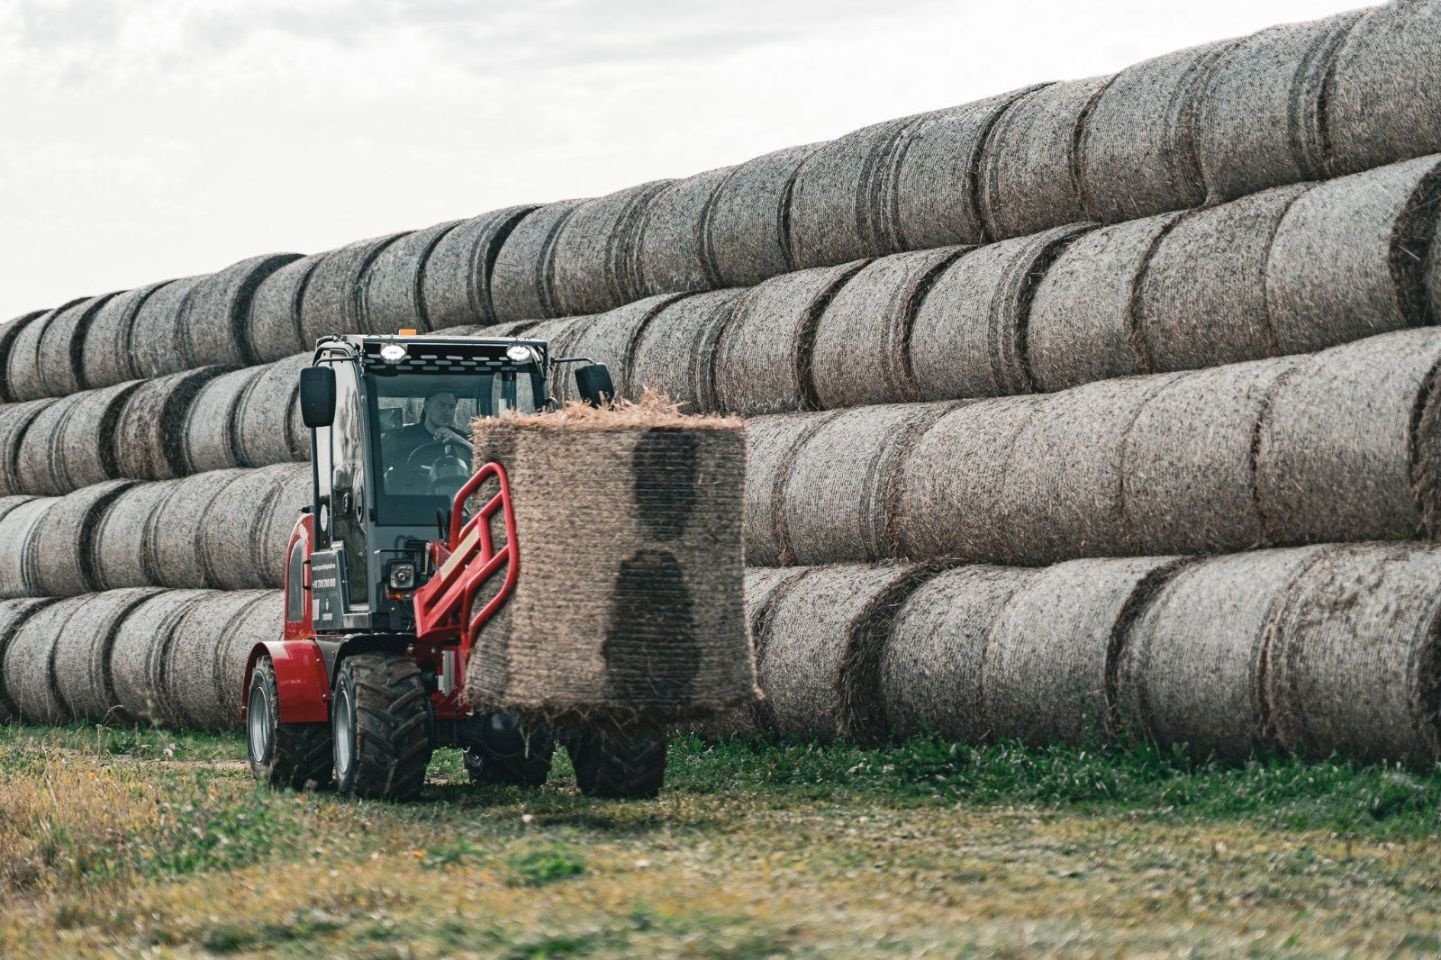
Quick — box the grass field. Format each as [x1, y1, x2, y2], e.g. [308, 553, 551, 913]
[2, 724, 1440, 958]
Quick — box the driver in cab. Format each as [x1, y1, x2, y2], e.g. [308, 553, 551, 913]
[382, 392, 472, 493]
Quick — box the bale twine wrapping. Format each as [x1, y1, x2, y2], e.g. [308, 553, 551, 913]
[1265, 156, 1441, 355]
[552, 294, 685, 405]
[38, 294, 117, 396]
[489, 200, 584, 321]
[255, 467, 311, 587]
[1256, 328, 1441, 545]
[0, 310, 47, 402]
[910, 225, 1092, 401]
[1135, 183, 1311, 370]
[635, 167, 734, 296]
[1078, 39, 1236, 223]
[982, 556, 1184, 746]
[215, 592, 283, 727]
[146, 469, 251, 588]
[810, 246, 968, 409]
[551, 181, 675, 317]
[93, 480, 179, 590]
[2, 596, 87, 723]
[740, 411, 838, 567]
[25, 479, 138, 597]
[15, 393, 83, 496]
[780, 402, 956, 566]
[358, 221, 461, 334]
[166, 591, 272, 730]
[1269, 543, 1441, 767]
[466, 399, 751, 726]
[114, 367, 231, 480]
[180, 254, 301, 367]
[703, 144, 819, 287]
[5, 299, 84, 402]
[0, 597, 59, 721]
[880, 565, 1039, 742]
[978, 76, 1114, 241]
[1117, 545, 1328, 762]
[181, 366, 267, 474]
[131, 276, 206, 379]
[50, 381, 142, 492]
[81, 283, 170, 387]
[712, 260, 869, 416]
[299, 233, 408, 350]
[235, 353, 310, 466]
[0, 400, 59, 495]
[199, 463, 307, 589]
[420, 205, 539, 330]
[51, 588, 165, 723]
[109, 588, 213, 724]
[1027, 212, 1184, 393]
[628, 290, 747, 413]
[246, 254, 321, 362]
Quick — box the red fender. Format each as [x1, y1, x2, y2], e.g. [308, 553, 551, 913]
[242, 638, 330, 725]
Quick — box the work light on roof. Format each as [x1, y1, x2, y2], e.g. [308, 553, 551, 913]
[505, 345, 534, 363]
[379, 343, 408, 363]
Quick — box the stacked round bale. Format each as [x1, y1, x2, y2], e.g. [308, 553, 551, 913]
[178, 254, 301, 369]
[0, 309, 52, 402]
[358, 221, 462, 334]
[634, 166, 737, 297]
[51, 588, 165, 723]
[2, 596, 92, 723]
[81, 282, 173, 388]
[5, 296, 94, 401]
[702, 144, 819, 288]
[22, 478, 137, 597]
[550, 294, 686, 405]
[626, 289, 748, 413]
[247, 255, 322, 362]
[490, 200, 585, 320]
[419, 206, 539, 332]
[299, 234, 408, 350]
[0, 597, 60, 722]
[0, 498, 57, 597]
[741, 411, 840, 567]
[130, 276, 208, 379]
[114, 367, 233, 481]
[551, 181, 674, 317]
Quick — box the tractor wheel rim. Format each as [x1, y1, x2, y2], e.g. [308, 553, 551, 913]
[335, 688, 354, 778]
[248, 683, 271, 764]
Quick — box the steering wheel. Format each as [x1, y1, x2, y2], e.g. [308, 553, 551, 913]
[405, 436, 471, 471]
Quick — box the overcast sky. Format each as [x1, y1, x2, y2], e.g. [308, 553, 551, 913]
[0, 0, 1373, 320]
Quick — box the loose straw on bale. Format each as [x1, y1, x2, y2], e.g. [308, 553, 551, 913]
[0, 597, 58, 721]
[38, 294, 116, 396]
[628, 289, 747, 413]
[114, 367, 232, 480]
[131, 277, 205, 379]
[82, 282, 169, 386]
[0, 400, 58, 495]
[489, 200, 584, 321]
[181, 254, 300, 367]
[0, 499, 55, 597]
[93, 480, 179, 590]
[703, 144, 819, 288]
[109, 588, 214, 724]
[165, 590, 273, 730]
[198, 463, 308, 589]
[553, 294, 684, 405]
[742, 411, 840, 566]
[147, 469, 251, 588]
[0, 310, 48, 402]
[2, 597, 87, 723]
[25, 479, 137, 597]
[235, 353, 310, 467]
[420, 206, 539, 331]
[15, 394, 82, 496]
[300, 234, 408, 349]
[181, 366, 267, 474]
[4, 298, 84, 401]
[635, 167, 734, 297]
[551, 181, 674, 317]
[358, 221, 461, 334]
[51, 588, 164, 723]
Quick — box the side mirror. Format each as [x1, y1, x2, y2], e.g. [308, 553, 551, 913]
[574, 363, 615, 408]
[299, 366, 336, 428]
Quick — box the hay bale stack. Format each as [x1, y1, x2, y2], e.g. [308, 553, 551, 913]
[983, 556, 1184, 746]
[147, 469, 250, 588]
[0, 598, 59, 721]
[1195, 14, 1361, 203]
[466, 400, 751, 727]
[5, 298, 84, 401]
[1327, 2, 1441, 177]
[780, 402, 955, 566]
[131, 276, 206, 379]
[420, 206, 539, 331]
[1266, 156, 1441, 355]
[2, 597, 87, 723]
[0, 399, 60, 495]
[246, 254, 321, 362]
[742, 411, 838, 567]
[1269, 543, 1441, 767]
[551, 181, 674, 317]
[255, 467, 310, 587]
[358, 221, 461, 333]
[25, 479, 137, 597]
[1136, 183, 1311, 370]
[759, 562, 936, 742]
[1028, 213, 1183, 393]
[50, 381, 142, 492]
[0, 496, 36, 527]
[51, 588, 164, 723]
[911, 225, 1092, 401]
[199, 463, 308, 589]
[180, 254, 301, 367]
[38, 294, 116, 396]
[713, 260, 869, 416]
[114, 367, 231, 480]
[704, 144, 819, 287]
[1117, 546, 1328, 761]
[880, 565, 1038, 742]
[811, 247, 968, 409]
[489, 200, 584, 321]
[166, 591, 272, 730]
[82, 283, 170, 387]
[635, 167, 734, 296]
[93, 480, 179, 590]
[0, 310, 46, 402]
[181, 366, 266, 474]
[235, 353, 310, 467]
[109, 588, 213, 724]
[215, 592, 283, 725]
[978, 77, 1114, 240]
[628, 289, 747, 413]
[553, 295, 685, 405]
[895, 395, 1043, 562]
[298, 233, 408, 349]
[15, 393, 82, 496]
[1078, 40, 1235, 223]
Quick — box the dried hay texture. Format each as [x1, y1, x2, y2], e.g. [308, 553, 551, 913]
[489, 201, 585, 321]
[0, 400, 59, 495]
[0, 496, 36, 528]
[114, 367, 231, 480]
[742, 411, 839, 566]
[713, 260, 869, 416]
[51, 381, 142, 491]
[0, 597, 59, 721]
[246, 254, 321, 362]
[235, 353, 310, 466]
[759, 562, 936, 743]
[779, 402, 956, 566]
[1266, 155, 1441, 355]
[15, 393, 83, 496]
[5, 298, 84, 401]
[1195, 13, 1362, 203]
[82, 283, 170, 387]
[628, 289, 747, 413]
[1136, 183, 1311, 371]
[109, 588, 214, 724]
[982, 556, 1184, 746]
[635, 167, 735, 296]
[1028, 212, 1183, 393]
[25, 479, 137, 597]
[38, 294, 117, 396]
[255, 467, 311, 587]
[551, 181, 675, 317]
[0, 310, 46, 402]
[199, 463, 308, 589]
[359, 221, 462, 333]
[421, 206, 539, 331]
[181, 366, 266, 474]
[180, 254, 301, 367]
[166, 591, 272, 730]
[216, 592, 283, 725]
[1117, 545, 1329, 762]
[552, 294, 685, 405]
[911, 225, 1092, 401]
[93, 480, 180, 590]
[704, 144, 819, 287]
[1269, 542, 1441, 767]
[978, 77, 1114, 240]
[2, 596, 87, 723]
[146, 469, 251, 588]
[1078, 39, 1236, 223]
[811, 247, 968, 409]
[1327, 1, 1441, 176]
[880, 565, 1039, 742]
[299, 234, 408, 349]
[131, 277, 206, 379]
[51, 588, 164, 723]
[466, 401, 750, 726]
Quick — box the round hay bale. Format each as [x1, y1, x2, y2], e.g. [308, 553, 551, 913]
[1269, 543, 1441, 767]
[109, 588, 214, 724]
[779, 402, 955, 566]
[489, 200, 585, 321]
[635, 167, 735, 297]
[180, 253, 301, 367]
[93, 480, 179, 590]
[1077, 39, 1236, 223]
[166, 591, 272, 730]
[81, 283, 170, 387]
[1266, 156, 1441, 355]
[2, 596, 88, 723]
[256, 465, 312, 587]
[198, 463, 307, 589]
[5, 298, 85, 402]
[113, 367, 232, 480]
[811, 247, 968, 409]
[359, 221, 462, 333]
[1027, 212, 1183, 393]
[15, 393, 83, 496]
[759, 562, 936, 742]
[0, 495, 36, 527]
[51, 588, 165, 723]
[742, 411, 838, 567]
[525, 317, 590, 404]
[628, 289, 747, 413]
[0, 597, 59, 721]
[420, 205, 540, 331]
[298, 233, 408, 349]
[880, 565, 1038, 742]
[978, 76, 1114, 241]
[180, 366, 267, 474]
[0, 399, 62, 495]
[131, 276, 206, 379]
[215, 592, 283, 725]
[553, 294, 686, 405]
[1136, 183, 1311, 371]
[982, 556, 1184, 747]
[234, 353, 310, 467]
[38, 293, 117, 397]
[50, 381, 142, 491]
[246, 254, 321, 362]
[704, 144, 820, 288]
[894, 395, 1043, 562]
[1195, 14, 1361, 204]
[25, 479, 137, 597]
[910, 225, 1090, 401]
[146, 469, 250, 588]
[713, 260, 869, 416]
[1117, 545, 1329, 761]
[1327, 2, 1441, 177]
[0, 310, 47, 402]
[551, 181, 675, 317]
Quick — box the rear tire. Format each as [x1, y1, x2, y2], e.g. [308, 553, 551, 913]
[332, 654, 432, 801]
[459, 715, 554, 787]
[247, 657, 332, 791]
[566, 728, 667, 799]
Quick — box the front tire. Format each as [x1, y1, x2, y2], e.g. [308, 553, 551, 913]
[247, 657, 332, 791]
[566, 728, 667, 799]
[460, 714, 554, 787]
[332, 654, 432, 801]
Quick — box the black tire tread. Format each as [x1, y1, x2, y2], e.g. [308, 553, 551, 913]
[250, 658, 333, 791]
[460, 717, 554, 788]
[567, 729, 667, 799]
[343, 654, 432, 801]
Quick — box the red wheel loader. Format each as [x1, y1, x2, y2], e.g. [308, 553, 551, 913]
[242, 333, 666, 801]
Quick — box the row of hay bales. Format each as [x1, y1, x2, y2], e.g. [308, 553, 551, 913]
[721, 540, 1441, 769]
